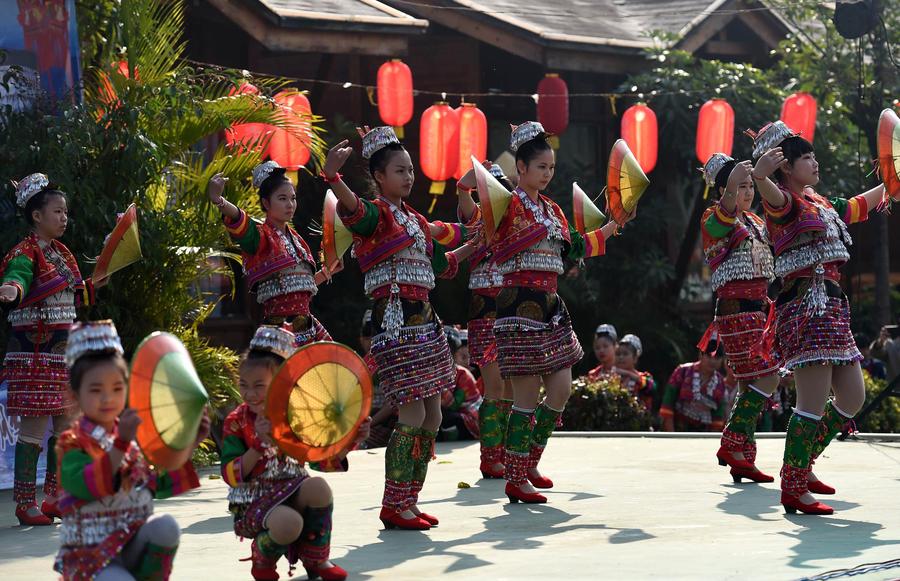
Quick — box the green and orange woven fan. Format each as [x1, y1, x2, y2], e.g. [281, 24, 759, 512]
[472, 155, 514, 243]
[93, 203, 142, 283]
[320, 190, 353, 276]
[606, 139, 650, 225]
[877, 108, 900, 202]
[572, 181, 606, 235]
[266, 342, 373, 463]
[129, 332, 209, 470]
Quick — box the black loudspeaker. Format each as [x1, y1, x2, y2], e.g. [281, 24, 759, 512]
[833, 0, 878, 39]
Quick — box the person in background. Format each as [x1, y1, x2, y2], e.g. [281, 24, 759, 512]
[860, 332, 887, 381]
[660, 338, 728, 432]
[612, 334, 655, 413]
[588, 324, 618, 381]
[439, 327, 482, 441]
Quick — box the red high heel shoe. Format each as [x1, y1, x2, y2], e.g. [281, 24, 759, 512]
[505, 482, 547, 504]
[41, 499, 61, 519]
[480, 461, 505, 479]
[414, 511, 439, 526]
[16, 503, 53, 526]
[780, 492, 833, 515]
[305, 562, 348, 581]
[379, 507, 431, 530]
[731, 465, 774, 484]
[807, 479, 836, 495]
[526, 469, 553, 489]
[716, 445, 755, 472]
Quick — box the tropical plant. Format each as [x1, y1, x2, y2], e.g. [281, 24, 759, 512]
[0, 0, 327, 413]
[562, 375, 653, 431]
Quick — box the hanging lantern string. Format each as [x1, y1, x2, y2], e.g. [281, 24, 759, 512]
[184, 59, 718, 102]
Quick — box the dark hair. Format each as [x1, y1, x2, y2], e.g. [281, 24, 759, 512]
[714, 160, 738, 194]
[594, 332, 616, 343]
[496, 174, 515, 192]
[515, 134, 552, 168]
[258, 170, 292, 205]
[854, 333, 871, 350]
[69, 352, 129, 393]
[617, 341, 639, 358]
[367, 143, 407, 193]
[24, 188, 66, 226]
[773, 136, 814, 185]
[239, 349, 285, 373]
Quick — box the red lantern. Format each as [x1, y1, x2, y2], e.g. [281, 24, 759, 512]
[780, 92, 817, 143]
[377, 59, 414, 139]
[537, 73, 568, 148]
[454, 103, 487, 181]
[621, 103, 658, 173]
[98, 61, 134, 107]
[267, 90, 312, 171]
[225, 82, 273, 152]
[420, 102, 459, 210]
[696, 98, 735, 163]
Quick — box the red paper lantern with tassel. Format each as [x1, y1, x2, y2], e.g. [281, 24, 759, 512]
[225, 82, 273, 152]
[454, 103, 487, 181]
[537, 73, 568, 149]
[620, 103, 658, 173]
[377, 59, 414, 139]
[696, 98, 734, 163]
[780, 92, 817, 143]
[267, 90, 312, 177]
[420, 102, 459, 212]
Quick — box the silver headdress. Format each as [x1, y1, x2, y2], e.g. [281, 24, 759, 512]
[361, 126, 401, 160]
[65, 321, 124, 367]
[510, 121, 546, 153]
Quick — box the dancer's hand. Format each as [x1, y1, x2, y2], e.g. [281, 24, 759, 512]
[725, 160, 753, 194]
[753, 147, 787, 180]
[254, 414, 275, 447]
[207, 172, 228, 204]
[324, 140, 353, 179]
[354, 417, 372, 445]
[118, 408, 142, 442]
[0, 284, 18, 303]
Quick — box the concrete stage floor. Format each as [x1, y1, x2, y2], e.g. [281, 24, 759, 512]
[1, 435, 899, 580]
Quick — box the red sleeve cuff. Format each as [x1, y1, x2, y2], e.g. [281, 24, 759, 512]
[337, 197, 367, 226]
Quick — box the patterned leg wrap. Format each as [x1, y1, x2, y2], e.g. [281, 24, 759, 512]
[724, 385, 768, 437]
[809, 400, 852, 463]
[497, 400, 513, 447]
[13, 441, 41, 506]
[504, 408, 534, 486]
[133, 543, 178, 581]
[781, 413, 819, 496]
[408, 429, 436, 508]
[529, 402, 562, 469]
[298, 505, 333, 567]
[383, 424, 419, 511]
[479, 399, 504, 449]
[44, 435, 58, 497]
[720, 428, 750, 454]
[743, 439, 758, 465]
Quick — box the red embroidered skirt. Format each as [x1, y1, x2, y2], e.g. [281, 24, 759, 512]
[2, 323, 75, 417]
[467, 290, 500, 368]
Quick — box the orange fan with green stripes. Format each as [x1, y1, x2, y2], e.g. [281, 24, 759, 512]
[320, 190, 353, 276]
[129, 332, 209, 470]
[606, 139, 650, 225]
[472, 155, 513, 243]
[266, 342, 373, 463]
[93, 203, 142, 283]
[572, 181, 606, 234]
[878, 108, 900, 201]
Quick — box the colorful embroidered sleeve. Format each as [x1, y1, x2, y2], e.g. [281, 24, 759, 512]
[220, 433, 249, 486]
[704, 203, 737, 239]
[763, 191, 794, 224]
[564, 227, 606, 261]
[638, 373, 656, 396]
[60, 447, 115, 501]
[309, 456, 349, 473]
[152, 462, 200, 499]
[829, 195, 869, 225]
[338, 198, 380, 237]
[659, 367, 684, 417]
[430, 221, 466, 249]
[1, 253, 33, 300]
[223, 209, 261, 255]
[432, 241, 460, 279]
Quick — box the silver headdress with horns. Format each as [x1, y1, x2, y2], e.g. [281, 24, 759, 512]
[249, 325, 296, 360]
[595, 323, 618, 341]
[510, 121, 545, 153]
[65, 321, 125, 367]
[620, 333, 643, 357]
[361, 126, 401, 160]
[252, 161, 286, 189]
[749, 121, 798, 160]
[14, 173, 50, 208]
[701, 153, 736, 187]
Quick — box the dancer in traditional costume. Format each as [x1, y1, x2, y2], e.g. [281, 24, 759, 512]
[54, 321, 207, 580]
[699, 154, 780, 484]
[0, 174, 105, 526]
[222, 325, 369, 581]
[321, 126, 479, 529]
[660, 341, 728, 432]
[455, 163, 514, 478]
[588, 323, 618, 381]
[613, 334, 655, 413]
[749, 121, 885, 514]
[490, 122, 628, 504]
[207, 162, 331, 345]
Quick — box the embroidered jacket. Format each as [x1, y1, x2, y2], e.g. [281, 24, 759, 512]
[701, 204, 775, 293]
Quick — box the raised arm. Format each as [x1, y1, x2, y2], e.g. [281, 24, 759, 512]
[322, 139, 360, 214]
[751, 147, 789, 209]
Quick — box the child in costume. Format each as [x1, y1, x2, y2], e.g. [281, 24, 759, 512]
[660, 341, 728, 432]
[321, 126, 478, 529]
[587, 323, 619, 382]
[699, 154, 780, 484]
[54, 321, 207, 580]
[0, 174, 105, 526]
[612, 334, 655, 413]
[749, 121, 885, 514]
[207, 162, 332, 345]
[222, 325, 370, 581]
[489, 122, 629, 504]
